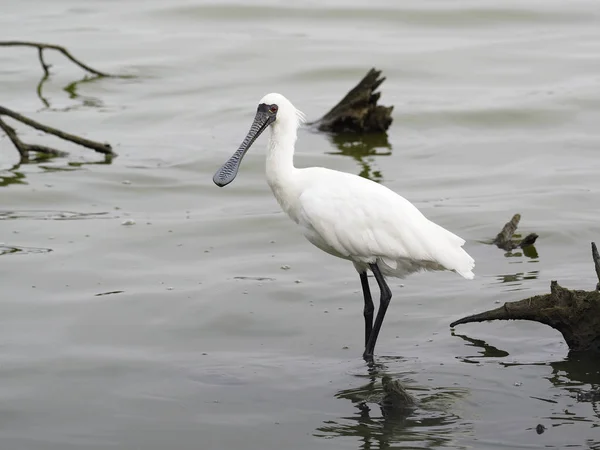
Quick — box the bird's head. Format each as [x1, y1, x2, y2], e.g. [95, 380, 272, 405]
[213, 93, 305, 187]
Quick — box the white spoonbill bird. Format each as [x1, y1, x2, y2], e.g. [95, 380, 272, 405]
[213, 93, 474, 359]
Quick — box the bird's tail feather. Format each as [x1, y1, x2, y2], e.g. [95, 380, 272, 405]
[428, 223, 475, 279]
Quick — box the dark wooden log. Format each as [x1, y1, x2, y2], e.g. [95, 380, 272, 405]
[380, 375, 416, 416]
[492, 213, 538, 251]
[310, 68, 393, 133]
[451, 242, 600, 353]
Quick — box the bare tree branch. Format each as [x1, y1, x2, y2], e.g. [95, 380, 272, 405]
[0, 116, 67, 160]
[0, 117, 28, 158]
[1, 40, 119, 160]
[37, 46, 50, 76]
[0, 105, 113, 156]
[0, 40, 112, 77]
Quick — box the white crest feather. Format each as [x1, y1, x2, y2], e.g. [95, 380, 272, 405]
[295, 108, 307, 125]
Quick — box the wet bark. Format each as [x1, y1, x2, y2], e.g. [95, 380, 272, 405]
[0, 41, 112, 77]
[451, 242, 600, 353]
[380, 375, 416, 416]
[593, 241, 600, 291]
[310, 68, 393, 133]
[0, 41, 117, 160]
[0, 105, 113, 160]
[492, 213, 538, 251]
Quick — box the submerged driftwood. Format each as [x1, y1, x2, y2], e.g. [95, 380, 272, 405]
[451, 242, 600, 353]
[0, 40, 117, 161]
[380, 375, 416, 416]
[492, 213, 538, 251]
[311, 68, 393, 133]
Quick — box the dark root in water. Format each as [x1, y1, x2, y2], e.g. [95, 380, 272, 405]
[451, 242, 600, 353]
[0, 40, 120, 161]
[310, 68, 393, 134]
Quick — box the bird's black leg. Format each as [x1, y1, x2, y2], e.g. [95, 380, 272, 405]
[360, 271, 374, 347]
[363, 263, 392, 359]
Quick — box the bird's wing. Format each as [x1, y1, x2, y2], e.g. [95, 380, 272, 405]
[297, 174, 473, 277]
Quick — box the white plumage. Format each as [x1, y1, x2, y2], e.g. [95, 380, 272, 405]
[295, 169, 474, 279]
[261, 93, 474, 280]
[214, 92, 474, 358]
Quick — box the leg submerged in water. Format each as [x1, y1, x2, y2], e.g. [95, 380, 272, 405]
[359, 271, 374, 347]
[363, 263, 392, 359]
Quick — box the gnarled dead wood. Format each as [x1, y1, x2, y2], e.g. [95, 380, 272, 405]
[492, 213, 538, 251]
[451, 242, 600, 353]
[310, 68, 393, 133]
[381, 375, 416, 415]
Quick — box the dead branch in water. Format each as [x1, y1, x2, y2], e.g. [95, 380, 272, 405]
[492, 213, 538, 251]
[310, 68, 393, 133]
[0, 40, 112, 77]
[0, 105, 113, 160]
[592, 242, 600, 291]
[451, 242, 600, 353]
[1, 41, 117, 160]
[0, 116, 65, 158]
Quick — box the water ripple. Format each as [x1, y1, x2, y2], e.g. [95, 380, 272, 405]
[0, 210, 112, 221]
[0, 244, 53, 256]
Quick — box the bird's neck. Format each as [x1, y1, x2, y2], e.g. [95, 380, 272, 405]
[265, 123, 297, 187]
[265, 123, 299, 215]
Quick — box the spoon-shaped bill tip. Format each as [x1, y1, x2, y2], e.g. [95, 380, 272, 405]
[212, 109, 274, 188]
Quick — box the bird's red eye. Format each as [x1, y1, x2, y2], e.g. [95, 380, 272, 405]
[270, 105, 278, 113]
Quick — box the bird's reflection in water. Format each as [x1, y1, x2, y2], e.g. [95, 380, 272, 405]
[326, 132, 392, 183]
[314, 358, 468, 449]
